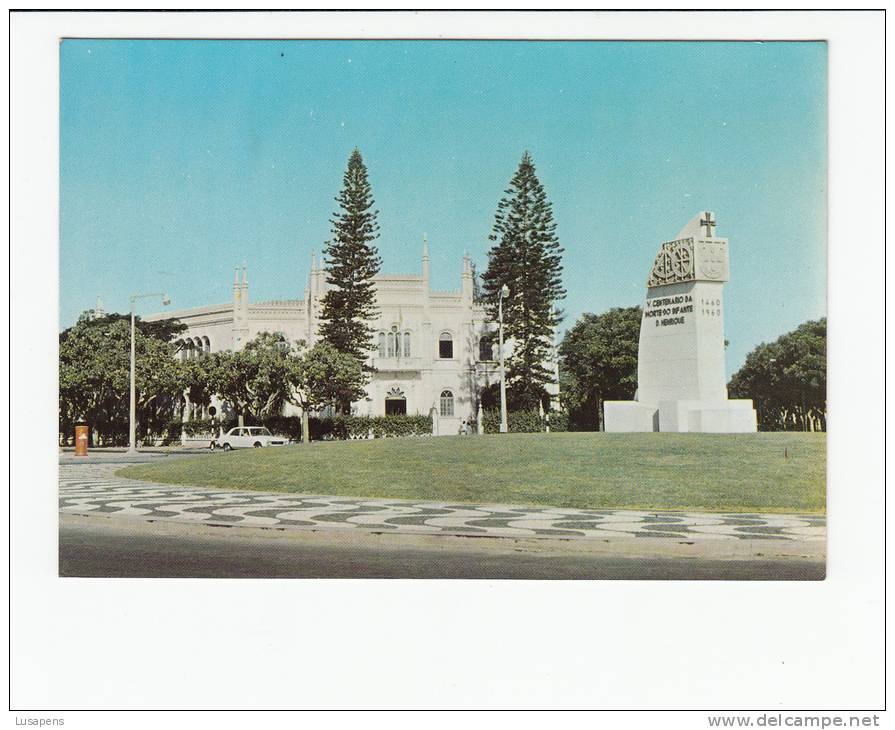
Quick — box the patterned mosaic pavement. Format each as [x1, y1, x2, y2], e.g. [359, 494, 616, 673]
[59, 463, 826, 543]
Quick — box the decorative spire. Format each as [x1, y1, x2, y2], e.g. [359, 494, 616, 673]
[422, 233, 429, 260]
[234, 267, 240, 287]
[241, 264, 248, 288]
[311, 249, 317, 272]
[461, 249, 473, 301]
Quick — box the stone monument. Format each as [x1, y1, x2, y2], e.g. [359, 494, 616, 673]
[604, 211, 757, 433]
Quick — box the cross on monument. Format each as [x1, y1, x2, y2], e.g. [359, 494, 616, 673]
[700, 211, 716, 237]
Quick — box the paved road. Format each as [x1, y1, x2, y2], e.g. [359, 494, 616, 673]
[59, 514, 824, 580]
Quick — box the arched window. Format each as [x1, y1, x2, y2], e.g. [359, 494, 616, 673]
[203, 336, 211, 353]
[440, 390, 454, 417]
[403, 331, 411, 358]
[378, 332, 386, 358]
[478, 337, 493, 361]
[439, 332, 453, 359]
[387, 330, 396, 358]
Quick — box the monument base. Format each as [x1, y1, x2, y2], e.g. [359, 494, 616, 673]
[604, 398, 757, 433]
[603, 401, 659, 432]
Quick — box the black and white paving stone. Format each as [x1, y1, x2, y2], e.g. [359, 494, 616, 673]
[60, 464, 826, 543]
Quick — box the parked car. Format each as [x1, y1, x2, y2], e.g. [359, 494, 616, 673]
[212, 426, 287, 450]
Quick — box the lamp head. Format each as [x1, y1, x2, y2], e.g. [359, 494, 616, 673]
[500, 284, 510, 298]
[162, 295, 171, 306]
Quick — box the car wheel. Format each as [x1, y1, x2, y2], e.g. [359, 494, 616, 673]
[210, 441, 216, 450]
[253, 442, 262, 448]
[222, 443, 232, 451]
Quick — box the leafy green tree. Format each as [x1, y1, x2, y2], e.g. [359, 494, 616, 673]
[558, 306, 642, 430]
[207, 334, 366, 442]
[728, 318, 826, 431]
[286, 340, 368, 443]
[242, 332, 295, 419]
[481, 151, 565, 410]
[59, 312, 186, 444]
[135, 336, 188, 439]
[318, 148, 382, 396]
[204, 351, 250, 427]
[209, 332, 295, 426]
[182, 356, 217, 419]
[88, 312, 187, 343]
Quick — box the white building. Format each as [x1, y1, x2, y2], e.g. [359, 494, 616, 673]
[144, 239, 560, 435]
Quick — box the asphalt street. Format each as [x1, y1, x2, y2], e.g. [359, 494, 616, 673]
[59, 513, 825, 580]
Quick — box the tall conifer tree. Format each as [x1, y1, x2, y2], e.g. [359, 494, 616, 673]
[319, 149, 382, 379]
[482, 151, 565, 410]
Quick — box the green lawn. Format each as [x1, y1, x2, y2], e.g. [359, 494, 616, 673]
[119, 432, 826, 514]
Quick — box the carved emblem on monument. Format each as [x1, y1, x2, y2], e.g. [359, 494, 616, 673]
[647, 238, 695, 287]
[697, 240, 726, 280]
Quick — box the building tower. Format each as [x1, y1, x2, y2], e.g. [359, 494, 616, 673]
[231, 265, 250, 350]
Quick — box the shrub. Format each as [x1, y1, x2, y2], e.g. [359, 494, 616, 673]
[546, 410, 569, 432]
[369, 414, 433, 438]
[481, 409, 569, 434]
[261, 415, 303, 442]
[162, 419, 183, 445]
[181, 419, 217, 437]
[162, 418, 215, 445]
[482, 409, 539, 434]
[306, 414, 433, 441]
[513, 410, 545, 433]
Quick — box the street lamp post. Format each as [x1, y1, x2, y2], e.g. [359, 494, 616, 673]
[499, 284, 509, 434]
[128, 292, 170, 455]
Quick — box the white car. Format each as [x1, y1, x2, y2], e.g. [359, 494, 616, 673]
[212, 426, 287, 450]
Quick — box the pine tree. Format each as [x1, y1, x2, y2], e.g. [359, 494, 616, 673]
[319, 149, 382, 380]
[481, 151, 565, 410]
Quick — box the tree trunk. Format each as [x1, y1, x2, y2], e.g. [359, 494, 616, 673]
[301, 408, 310, 445]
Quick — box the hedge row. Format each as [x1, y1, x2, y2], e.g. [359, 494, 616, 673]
[259, 414, 434, 440]
[168, 411, 568, 442]
[311, 414, 433, 440]
[480, 409, 569, 434]
[180, 419, 219, 437]
[170, 415, 435, 442]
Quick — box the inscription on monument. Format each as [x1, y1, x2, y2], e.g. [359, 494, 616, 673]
[643, 293, 694, 327]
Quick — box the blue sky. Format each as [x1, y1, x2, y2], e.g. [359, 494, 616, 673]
[60, 40, 826, 376]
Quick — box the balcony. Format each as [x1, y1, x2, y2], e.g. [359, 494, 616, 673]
[373, 356, 423, 372]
